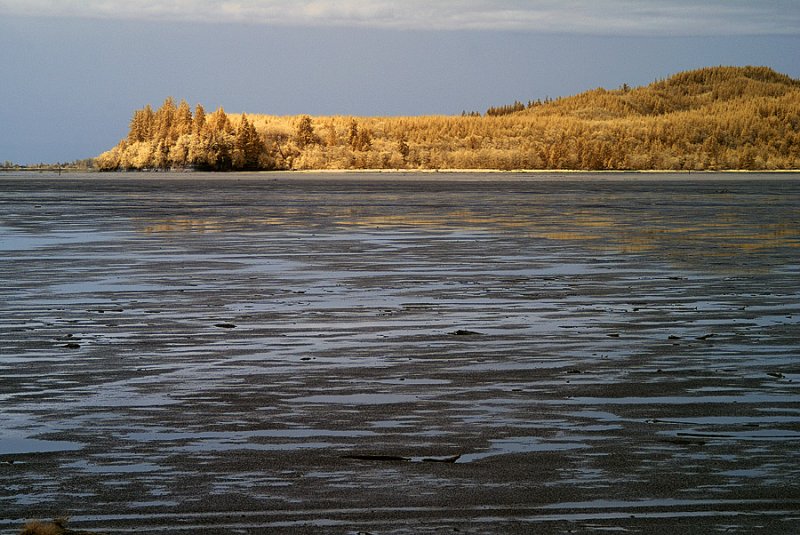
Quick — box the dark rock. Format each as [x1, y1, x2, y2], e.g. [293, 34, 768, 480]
[343, 454, 409, 462]
[421, 454, 461, 463]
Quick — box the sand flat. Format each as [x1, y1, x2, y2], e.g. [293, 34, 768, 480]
[1, 173, 799, 533]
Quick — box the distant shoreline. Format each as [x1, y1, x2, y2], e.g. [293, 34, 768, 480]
[3, 168, 800, 182]
[5, 166, 800, 174]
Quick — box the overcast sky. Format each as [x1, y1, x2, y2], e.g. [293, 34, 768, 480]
[2, 0, 799, 164]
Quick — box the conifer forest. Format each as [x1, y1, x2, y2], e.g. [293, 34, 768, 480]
[95, 66, 800, 172]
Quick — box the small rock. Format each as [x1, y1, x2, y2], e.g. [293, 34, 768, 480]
[421, 454, 461, 463]
[450, 329, 481, 336]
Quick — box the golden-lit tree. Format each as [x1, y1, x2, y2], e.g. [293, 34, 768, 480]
[294, 115, 319, 148]
[175, 99, 193, 137]
[127, 105, 153, 143]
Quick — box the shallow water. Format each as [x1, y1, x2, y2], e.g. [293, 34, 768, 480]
[1, 172, 799, 533]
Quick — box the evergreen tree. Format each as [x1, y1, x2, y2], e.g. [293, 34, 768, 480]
[206, 108, 235, 170]
[193, 104, 207, 135]
[233, 114, 265, 170]
[323, 120, 338, 147]
[294, 115, 319, 148]
[128, 105, 154, 143]
[175, 100, 193, 137]
[397, 134, 410, 160]
[154, 97, 177, 145]
[348, 119, 359, 150]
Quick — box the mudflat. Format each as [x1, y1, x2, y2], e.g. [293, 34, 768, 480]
[1, 172, 799, 534]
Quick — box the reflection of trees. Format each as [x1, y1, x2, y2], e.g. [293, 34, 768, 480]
[132, 190, 798, 272]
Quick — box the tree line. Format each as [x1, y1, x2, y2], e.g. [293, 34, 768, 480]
[2, 159, 95, 171]
[96, 98, 270, 171]
[96, 66, 800, 171]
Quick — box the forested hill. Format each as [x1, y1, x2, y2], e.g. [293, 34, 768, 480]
[513, 65, 800, 119]
[96, 66, 800, 171]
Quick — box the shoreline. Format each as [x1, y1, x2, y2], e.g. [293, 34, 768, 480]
[2, 168, 800, 182]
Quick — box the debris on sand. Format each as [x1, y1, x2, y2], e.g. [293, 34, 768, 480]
[419, 454, 461, 463]
[343, 453, 462, 464]
[20, 520, 63, 535]
[19, 517, 106, 535]
[662, 436, 707, 447]
[58, 334, 80, 349]
[343, 453, 409, 462]
[449, 329, 482, 336]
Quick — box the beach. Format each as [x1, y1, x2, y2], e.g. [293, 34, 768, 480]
[1, 173, 799, 533]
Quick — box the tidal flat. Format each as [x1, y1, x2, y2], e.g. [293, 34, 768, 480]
[1, 172, 799, 533]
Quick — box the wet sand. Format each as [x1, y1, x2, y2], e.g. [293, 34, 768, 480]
[1, 173, 799, 533]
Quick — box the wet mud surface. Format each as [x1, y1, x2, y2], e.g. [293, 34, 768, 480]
[1, 172, 799, 533]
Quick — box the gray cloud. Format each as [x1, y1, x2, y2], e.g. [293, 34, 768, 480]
[1, 0, 799, 35]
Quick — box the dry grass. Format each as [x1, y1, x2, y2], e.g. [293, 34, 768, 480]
[19, 518, 106, 535]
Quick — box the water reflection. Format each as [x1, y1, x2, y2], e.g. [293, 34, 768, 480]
[106, 176, 800, 272]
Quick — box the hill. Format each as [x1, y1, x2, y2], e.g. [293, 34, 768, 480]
[516, 65, 800, 120]
[96, 66, 800, 171]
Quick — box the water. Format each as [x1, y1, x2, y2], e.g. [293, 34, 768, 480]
[1, 172, 799, 533]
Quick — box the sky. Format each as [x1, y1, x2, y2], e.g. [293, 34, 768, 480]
[1, 1, 799, 164]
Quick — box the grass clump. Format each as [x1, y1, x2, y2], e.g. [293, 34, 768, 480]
[19, 517, 105, 535]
